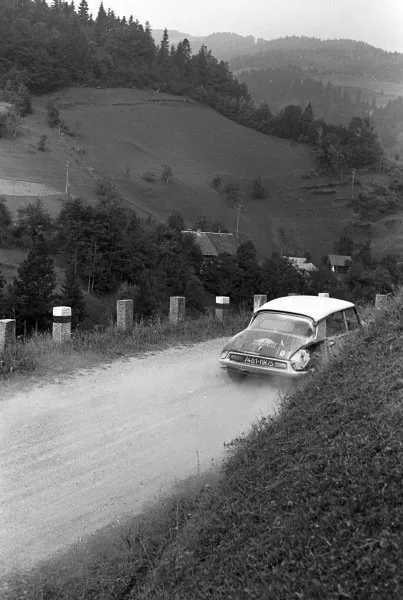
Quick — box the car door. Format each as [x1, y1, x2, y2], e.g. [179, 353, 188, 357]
[325, 310, 350, 359]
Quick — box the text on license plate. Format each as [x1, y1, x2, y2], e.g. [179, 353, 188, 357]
[235, 355, 274, 367]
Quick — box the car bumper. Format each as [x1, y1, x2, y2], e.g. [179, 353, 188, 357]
[219, 356, 309, 378]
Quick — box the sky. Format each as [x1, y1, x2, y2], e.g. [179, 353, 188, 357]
[84, 0, 403, 53]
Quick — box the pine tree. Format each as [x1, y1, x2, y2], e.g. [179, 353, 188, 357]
[78, 0, 89, 23]
[158, 28, 170, 65]
[61, 264, 86, 328]
[10, 236, 57, 332]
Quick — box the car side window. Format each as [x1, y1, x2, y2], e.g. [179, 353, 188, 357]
[326, 311, 347, 337]
[344, 308, 360, 331]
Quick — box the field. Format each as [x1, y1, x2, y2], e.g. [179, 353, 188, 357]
[0, 87, 361, 263]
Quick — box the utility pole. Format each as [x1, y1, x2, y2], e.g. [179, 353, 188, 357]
[65, 160, 70, 199]
[351, 168, 356, 199]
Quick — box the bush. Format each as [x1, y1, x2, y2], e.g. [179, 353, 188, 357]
[37, 134, 48, 152]
[0, 106, 17, 139]
[211, 174, 223, 193]
[46, 98, 60, 128]
[161, 164, 173, 183]
[142, 170, 156, 183]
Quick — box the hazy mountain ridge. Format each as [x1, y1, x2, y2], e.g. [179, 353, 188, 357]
[153, 30, 403, 81]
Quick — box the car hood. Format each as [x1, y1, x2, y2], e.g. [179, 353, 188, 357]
[223, 328, 309, 360]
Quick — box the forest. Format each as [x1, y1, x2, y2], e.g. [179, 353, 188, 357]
[0, 1, 400, 332]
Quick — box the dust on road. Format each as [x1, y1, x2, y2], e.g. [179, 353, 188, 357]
[0, 338, 282, 576]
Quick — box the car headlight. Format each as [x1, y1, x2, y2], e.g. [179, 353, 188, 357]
[220, 350, 229, 359]
[290, 348, 311, 371]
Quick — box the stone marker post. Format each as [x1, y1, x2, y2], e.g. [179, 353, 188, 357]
[375, 294, 389, 313]
[53, 306, 71, 343]
[216, 296, 230, 323]
[0, 319, 16, 356]
[117, 299, 134, 332]
[169, 296, 186, 326]
[253, 294, 267, 312]
[318, 292, 330, 298]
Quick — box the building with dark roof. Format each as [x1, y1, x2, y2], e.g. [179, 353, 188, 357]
[328, 254, 352, 274]
[182, 230, 240, 257]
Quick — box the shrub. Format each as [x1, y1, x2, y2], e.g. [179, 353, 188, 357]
[211, 174, 223, 193]
[46, 97, 60, 128]
[37, 134, 48, 152]
[161, 164, 174, 183]
[142, 170, 156, 183]
[0, 105, 17, 139]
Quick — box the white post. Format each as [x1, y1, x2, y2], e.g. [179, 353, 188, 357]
[216, 296, 230, 323]
[375, 294, 389, 313]
[318, 292, 330, 298]
[117, 299, 134, 331]
[253, 294, 267, 312]
[0, 319, 16, 356]
[169, 296, 186, 326]
[53, 307, 72, 342]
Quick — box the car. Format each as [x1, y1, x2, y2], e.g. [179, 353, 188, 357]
[219, 295, 361, 381]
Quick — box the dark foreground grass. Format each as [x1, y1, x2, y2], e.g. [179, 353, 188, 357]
[2, 302, 403, 599]
[0, 310, 250, 383]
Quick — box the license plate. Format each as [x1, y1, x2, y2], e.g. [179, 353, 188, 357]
[230, 354, 274, 367]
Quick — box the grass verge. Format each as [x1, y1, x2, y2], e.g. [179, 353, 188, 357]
[0, 310, 250, 384]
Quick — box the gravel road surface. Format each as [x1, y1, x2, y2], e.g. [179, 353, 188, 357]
[0, 338, 282, 576]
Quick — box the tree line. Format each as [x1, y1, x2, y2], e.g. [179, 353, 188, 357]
[0, 184, 401, 334]
[0, 1, 385, 172]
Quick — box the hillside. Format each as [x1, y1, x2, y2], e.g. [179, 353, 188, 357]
[0, 87, 360, 263]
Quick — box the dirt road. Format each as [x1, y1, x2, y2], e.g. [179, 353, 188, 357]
[0, 339, 282, 576]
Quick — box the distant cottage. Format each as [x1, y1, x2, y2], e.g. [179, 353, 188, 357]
[327, 254, 352, 274]
[182, 230, 240, 257]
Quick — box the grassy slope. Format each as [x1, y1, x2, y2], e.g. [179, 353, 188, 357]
[0, 87, 359, 263]
[3, 298, 402, 599]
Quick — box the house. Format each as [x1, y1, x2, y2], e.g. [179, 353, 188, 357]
[327, 254, 352, 274]
[182, 230, 240, 257]
[283, 256, 318, 275]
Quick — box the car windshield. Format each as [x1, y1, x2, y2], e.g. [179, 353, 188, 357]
[250, 312, 315, 338]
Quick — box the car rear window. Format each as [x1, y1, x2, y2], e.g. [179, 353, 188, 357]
[344, 307, 360, 330]
[251, 312, 314, 338]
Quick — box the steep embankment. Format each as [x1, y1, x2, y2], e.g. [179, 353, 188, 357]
[0, 87, 356, 261]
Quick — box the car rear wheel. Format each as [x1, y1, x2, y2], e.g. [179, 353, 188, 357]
[227, 369, 248, 382]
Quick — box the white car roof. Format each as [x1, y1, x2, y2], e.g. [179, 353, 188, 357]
[256, 295, 355, 323]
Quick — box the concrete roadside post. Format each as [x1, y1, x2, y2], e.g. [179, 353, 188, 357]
[117, 299, 134, 332]
[0, 319, 16, 356]
[253, 294, 267, 312]
[216, 296, 230, 323]
[52, 306, 71, 343]
[375, 293, 389, 314]
[318, 292, 330, 298]
[169, 296, 186, 326]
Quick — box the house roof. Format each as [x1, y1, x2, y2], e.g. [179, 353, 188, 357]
[257, 295, 355, 323]
[328, 254, 352, 267]
[183, 230, 240, 256]
[284, 256, 318, 272]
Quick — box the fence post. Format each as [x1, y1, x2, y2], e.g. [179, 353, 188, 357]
[169, 296, 186, 326]
[215, 296, 230, 323]
[375, 294, 389, 313]
[253, 294, 267, 312]
[52, 307, 71, 342]
[0, 319, 16, 356]
[117, 299, 134, 332]
[318, 292, 330, 298]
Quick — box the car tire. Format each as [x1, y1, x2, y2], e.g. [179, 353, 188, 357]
[227, 369, 248, 382]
